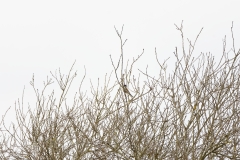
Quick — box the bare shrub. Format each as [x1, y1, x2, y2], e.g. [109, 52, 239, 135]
[1, 22, 240, 159]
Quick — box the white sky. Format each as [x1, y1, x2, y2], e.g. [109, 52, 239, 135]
[0, 1, 240, 120]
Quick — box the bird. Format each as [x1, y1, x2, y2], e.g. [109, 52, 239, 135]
[193, 103, 197, 110]
[123, 85, 133, 97]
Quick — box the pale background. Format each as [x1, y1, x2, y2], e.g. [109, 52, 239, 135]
[0, 1, 240, 121]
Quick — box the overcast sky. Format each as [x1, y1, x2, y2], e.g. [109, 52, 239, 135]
[0, 1, 239, 119]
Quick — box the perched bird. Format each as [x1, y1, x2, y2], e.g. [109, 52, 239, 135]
[123, 85, 133, 97]
[193, 103, 197, 110]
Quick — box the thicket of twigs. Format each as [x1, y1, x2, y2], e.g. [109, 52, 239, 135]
[1, 22, 240, 159]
